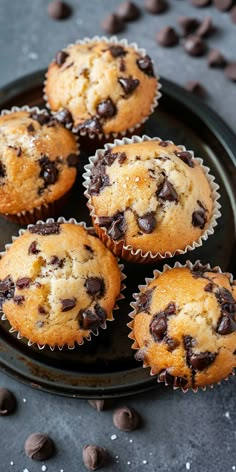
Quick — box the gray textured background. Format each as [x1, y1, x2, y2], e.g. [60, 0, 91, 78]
[0, 1, 236, 471]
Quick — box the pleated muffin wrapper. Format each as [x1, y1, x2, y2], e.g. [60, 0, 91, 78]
[83, 135, 221, 263]
[43, 36, 161, 144]
[0, 217, 126, 351]
[127, 259, 236, 393]
[0, 106, 80, 225]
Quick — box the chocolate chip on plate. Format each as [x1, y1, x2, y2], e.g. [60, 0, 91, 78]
[113, 406, 140, 431]
[97, 98, 117, 118]
[47, 1, 72, 20]
[118, 76, 140, 94]
[101, 13, 124, 34]
[184, 35, 207, 56]
[195, 17, 213, 37]
[83, 444, 107, 471]
[231, 5, 236, 23]
[85, 277, 105, 297]
[29, 222, 61, 236]
[175, 150, 194, 167]
[156, 26, 179, 47]
[116, 1, 141, 21]
[137, 212, 156, 233]
[144, 0, 168, 14]
[136, 55, 155, 77]
[61, 298, 76, 312]
[178, 16, 200, 36]
[225, 62, 236, 82]
[208, 49, 226, 68]
[213, 0, 233, 11]
[191, 0, 211, 6]
[55, 50, 69, 66]
[0, 388, 17, 415]
[157, 179, 178, 202]
[25, 433, 54, 461]
[184, 80, 206, 96]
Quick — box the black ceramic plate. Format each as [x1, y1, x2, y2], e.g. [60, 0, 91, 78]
[0, 71, 235, 398]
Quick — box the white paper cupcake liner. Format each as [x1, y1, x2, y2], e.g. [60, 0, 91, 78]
[0, 217, 126, 351]
[43, 35, 161, 140]
[0, 106, 80, 225]
[127, 259, 236, 392]
[83, 134, 221, 263]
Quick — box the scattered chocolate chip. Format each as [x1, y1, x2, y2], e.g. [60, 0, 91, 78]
[217, 313, 236, 335]
[16, 147, 22, 157]
[189, 351, 217, 370]
[195, 17, 213, 38]
[192, 203, 207, 229]
[83, 444, 107, 471]
[38, 305, 47, 315]
[54, 108, 73, 125]
[85, 277, 105, 297]
[178, 16, 200, 36]
[25, 433, 54, 461]
[144, 0, 168, 14]
[117, 1, 140, 21]
[156, 26, 179, 47]
[29, 223, 61, 236]
[184, 35, 207, 57]
[96, 98, 117, 118]
[67, 153, 78, 167]
[0, 276, 15, 309]
[88, 399, 112, 411]
[77, 118, 103, 135]
[175, 150, 194, 167]
[30, 111, 50, 126]
[137, 212, 156, 234]
[108, 45, 127, 57]
[61, 298, 76, 312]
[28, 241, 40, 255]
[36, 320, 44, 329]
[118, 76, 140, 94]
[13, 295, 25, 305]
[55, 50, 69, 66]
[157, 179, 178, 202]
[39, 156, 59, 186]
[136, 289, 154, 313]
[0, 162, 6, 178]
[225, 62, 236, 82]
[101, 13, 124, 34]
[231, 5, 236, 23]
[191, 0, 211, 6]
[150, 303, 176, 341]
[184, 80, 206, 97]
[136, 55, 155, 77]
[113, 406, 140, 431]
[47, 0, 72, 20]
[213, 0, 233, 10]
[208, 49, 226, 68]
[0, 388, 17, 415]
[27, 123, 35, 133]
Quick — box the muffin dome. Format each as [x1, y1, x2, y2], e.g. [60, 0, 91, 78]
[0, 222, 121, 347]
[45, 39, 158, 136]
[130, 264, 236, 389]
[0, 109, 78, 216]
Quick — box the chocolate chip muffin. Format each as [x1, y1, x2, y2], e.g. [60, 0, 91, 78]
[129, 262, 236, 390]
[45, 38, 159, 139]
[0, 221, 122, 347]
[84, 136, 219, 263]
[0, 108, 78, 224]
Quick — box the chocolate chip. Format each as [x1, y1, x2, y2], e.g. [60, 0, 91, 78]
[150, 303, 176, 341]
[178, 16, 200, 36]
[0, 388, 17, 415]
[79, 304, 106, 331]
[215, 287, 236, 313]
[84, 245, 94, 254]
[38, 305, 47, 315]
[96, 98, 117, 118]
[204, 282, 214, 292]
[94, 304, 106, 324]
[231, 5, 236, 24]
[217, 314, 236, 335]
[25, 433, 54, 461]
[27, 123, 35, 133]
[184, 81, 206, 97]
[89, 165, 109, 195]
[28, 241, 40, 255]
[159, 370, 188, 388]
[103, 150, 127, 166]
[39, 156, 59, 186]
[54, 108, 73, 125]
[175, 150, 194, 167]
[101, 13, 124, 34]
[136, 289, 154, 313]
[85, 277, 105, 297]
[0, 162, 6, 178]
[36, 320, 44, 329]
[55, 50, 69, 66]
[88, 399, 112, 411]
[191, 0, 211, 6]
[134, 348, 146, 361]
[98, 216, 114, 228]
[118, 76, 140, 94]
[0, 276, 15, 309]
[16, 278, 31, 289]
[165, 337, 179, 351]
[113, 406, 140, 431]
[108, 45, 127, 57]
[83, 444, 107, 471]
[116, 1, 141, 21]
[47, 1, 72, 20]
[157, 179, 178, 202]
[136, 55, 155, 77]
[108, 212, 126, 240]
[137, 212, 156, 234]
[30, 111, 50, 126]
[213, 0, 233, 10]
[225, 62, 236, 82]
[184, 35, 207, 57]
[13, 295, 25, 305]
[16, 147, 22, 157]
[61, 298, 76, 312]
[77, 118, 102, 135]
[208, 49, 226, 68]
[195, 17, 213, 38]
[189, 352, 217, 370]
[192, 203, 207, 228]
[156, 26, 179, 47]
[144, 0, 168, 14]
[29, 223, 61, 236]
[67, 153, 78, 167]
[50, 255, 65, 267]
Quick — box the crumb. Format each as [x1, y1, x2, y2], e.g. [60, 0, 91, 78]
[129, 439, 133, 443]
[127, 461, 131, 465]
[22, 398, 27, 403]
[111, 434, 117, 440]
[10, 462, 14, 466]
[225, 411, 230, 419]
[186, 463, 191, 470]
[41, 466, 47, 471]
[143, 460, 148, 465]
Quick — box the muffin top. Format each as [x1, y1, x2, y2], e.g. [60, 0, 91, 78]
[0, 110, 78, 215]
[87, 139, 213, 255]
[0, 222, 121, 347]
[131, 265, 236, 389]
[45, 40, 158, 135]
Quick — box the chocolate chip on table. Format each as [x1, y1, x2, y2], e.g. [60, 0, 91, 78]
[191, 0, 211, 6]
[213, 0, 233, 11]
[208, 49, 226, 68]
[27, 123, 35, 133]
[231, 5, 236, 24]
[77, 118, 103, 135]
[13, 295, 25, 305]
[83, 444, 107, 471]
[189, 351, 217, 370]
[0, 388, 17, 415]
[85, 277, 105, 297]
[157, 179, 178, 202]
[184, 35, 207, 57]
[175, 150, 194, 167]
[137, 212, 156, 234]
[178, 16, 200, 36]
[184, 80, 206, 97]
[113, 406, 140, 432]
[136, 288, 154, 313]
[144, 0, 168, 14]
[195, 17, 213, 38]
[88, 399, 112, 411]
[25, 433, 54, 461]
[67, 153, 78, 167]
[54, 108, 73, 125]
[136, 55, 155, 77]
[108, 45, 127, 57]
[0, 276, 15, 309]
[55, 50, 69, 66]
[96, 98, 117, 118]
[39, 156, 59, 186]
[28, 241, 40, 255]
[29, 223, 61, 236]
[47, 1, 72, 20]
[118, 76, 140, 94]
[225, 62, 236, 82]
[116, 1, 141, 21]
[61, 298, 76, 312]
[30, 111, 50, 126]
[156, 26, 179, 47]
[101, 13, 124, 34]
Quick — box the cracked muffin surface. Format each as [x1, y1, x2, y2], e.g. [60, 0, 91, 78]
[87, 139, 213, 255]
[131, 265, 236, 389]
[45, 40, 158, 135]
[0, 222, 121, 347]
[0, 110, 78, 215]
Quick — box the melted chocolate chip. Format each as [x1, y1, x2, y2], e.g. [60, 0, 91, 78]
[84, 245, 94, 253]
[175, 150, 194, 168]
[189, 352, 217, 370]
[137, 212, 156, 233]
[134, 348, 146, 361]
[159, 370, 188, 388]
[0, 162, 6, 178]
[113, 406, 140, 432]
[157, 179, 178, 202]
[136, 289, 154, 313]
[94, 304, 106, 323]
[30, 111, 50, 126]
[217, 314, 236, 335]
[13, 295, 25, 305]
[165, 336, 179, 351]
[49, 255, 65, 268]
[27, 123, 35, 133]
[213, 0, 234, 11]
[215, 287, 236, 313]
[77, 118, 102, 135]
[119, 57, 126, 72]
[191, 0, 211, 6]
[103, 150, 127, 166]
[79, 304, 106, 331]
[118, 76, 140, 94]
[85, 277, 105, 297]
[107, 212, 126, 240]
[83, 444, 107, 471]
[39, 156, 59, 186]
[98, 216, 114, 228]
[67, 153, 78, 167]
[204, 282, 214, 292]
[16, 277, 31, 289]
[89, 164, 109, 196]
[29, 223, 61, 235]
[97, 98, 117, 118]
[185, 81, 206, 97]
[192, 208, 207, 229]
[55, 108, 73, 125]
[0, 276, 15, 309]
[136, 55, 155, 77]
[61, 298, 76, 312]
[38, 305, 47, 314]
[25, 433, 54, 461]
[108, 45, 127, 57]
[28, 241, 40, 255]
[150, 303, 176, 341]
[0, 388, 17, 415]
[55, 50, 69, 66]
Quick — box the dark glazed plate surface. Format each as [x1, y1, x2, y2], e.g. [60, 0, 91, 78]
[0, 71, 235, 398]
